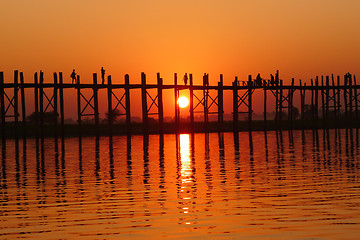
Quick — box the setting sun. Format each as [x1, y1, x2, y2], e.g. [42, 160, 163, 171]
[177, 96, 189, 108]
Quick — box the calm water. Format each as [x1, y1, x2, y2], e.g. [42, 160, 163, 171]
[1, 129, 360, 239]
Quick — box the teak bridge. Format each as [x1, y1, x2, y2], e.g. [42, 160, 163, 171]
[0, 70, 359, 138]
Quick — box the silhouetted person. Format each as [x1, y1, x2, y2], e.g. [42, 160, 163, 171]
[205, 73, 209, 86]
[256, 73, 262, 87]
[71, 70, 77, 84]
[275, 71, 279, 85]
[203, 73, 209, 86]
[183, 73, 188, 85]
[270, 74, 274, 85]
[345, 72, 351, 81]
[101, 67, 105, 84]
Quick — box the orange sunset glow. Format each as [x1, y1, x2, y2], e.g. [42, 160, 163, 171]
[2, 1, 360, 239]
[1, 1, 360, 120]
[1, 1, 360, 83]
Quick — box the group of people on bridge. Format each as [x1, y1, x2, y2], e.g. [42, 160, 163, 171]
[69, 70, 281, 87]
[70, 67, 106, 84]
[241, 72, 280, 87]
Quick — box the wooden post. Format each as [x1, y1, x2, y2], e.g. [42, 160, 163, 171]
[189, 74, 194, 130]
[337, 76, 341, 124]
[232, 77, 238, 131]
[59, 73, 65, 137]
[354, 75, 358, 122]
[77, 75, 81, 135]
[300, 79, 304, 122]
[39, 71, 44, 137]
[53, 72, 58, 138]
[0, 72, 5, 139]
[311, 79, 315, 121]
[326, 76, 330, 123]
[344, 74, 348, 125]
[288, 78, 294, 123]
[20, 72, 26, 138]
[218, 74, 224, 131]
[349, 74, 353, 124]
[174, 73, 179, 131]
[107, 75, 113, 133]
[263, 77, 267, 130]
[331, 74, 337, 124]
[279, 80, 283, 122]
[315, 77, 319, 124]
[14, 70, 19, 138]
[125, 74, 131, 132]
[321, 76, 325, 127]
[275, 78, 279, 123]
[93, 73, 99, 134]
[203, 73, 208, 131]
[157, 73, 164, 133]
[248, 75, 252, 131]
[141, 72, 148, 133]
[34, 73, 39, 136]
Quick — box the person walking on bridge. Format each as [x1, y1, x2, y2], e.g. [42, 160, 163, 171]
[183, 73, 188, 85]
[71, 69, 77, 84]
[101, 67, 106, 84]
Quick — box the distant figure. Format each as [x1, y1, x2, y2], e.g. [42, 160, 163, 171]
[256, 73, 262, 87]
[275, 71, 279, 85]
[203, 73, 209, 86]
[345, 72, 351, 81]
[71, 69, 77, 84]
[101, 67, 105, 84]
[183, 73, 188, 85]
[270, 74, 274, 85]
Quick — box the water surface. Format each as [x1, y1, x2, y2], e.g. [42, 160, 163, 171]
[1, 129, 360, 239]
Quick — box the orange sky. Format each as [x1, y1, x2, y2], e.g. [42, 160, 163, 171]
[1, 0, 360, 118]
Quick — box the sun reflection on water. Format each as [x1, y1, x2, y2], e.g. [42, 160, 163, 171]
[180, 134, 191, 184]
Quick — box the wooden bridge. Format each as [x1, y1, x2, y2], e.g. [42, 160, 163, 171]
[0, 70, 359, 138]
